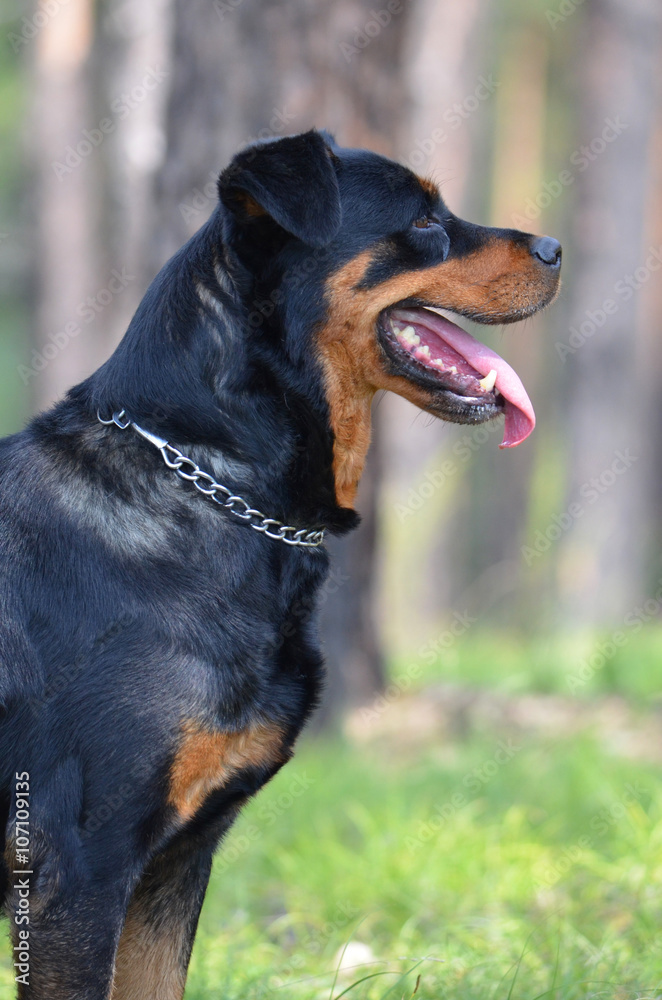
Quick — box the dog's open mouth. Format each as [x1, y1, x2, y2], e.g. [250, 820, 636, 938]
[379, 306, 536, 448]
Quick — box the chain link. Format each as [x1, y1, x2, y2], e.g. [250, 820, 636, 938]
[98, 410, 326, 549]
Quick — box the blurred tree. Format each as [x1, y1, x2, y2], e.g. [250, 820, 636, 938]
[96, 0, 173, 342]
[30, 0, 102, 411]
[448, 13, 551, 633]
[378, 0, 503, 657]
[557, 0, 662, 625]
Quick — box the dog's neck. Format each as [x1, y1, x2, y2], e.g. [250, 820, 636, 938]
[68, 211, 358, 536]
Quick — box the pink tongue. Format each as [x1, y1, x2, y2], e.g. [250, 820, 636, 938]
[394, 308, 536, 448]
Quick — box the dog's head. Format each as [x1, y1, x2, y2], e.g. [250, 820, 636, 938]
[219, 129, 561, 508]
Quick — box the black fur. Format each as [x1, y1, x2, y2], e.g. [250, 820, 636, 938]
[0, 129, 560, 998]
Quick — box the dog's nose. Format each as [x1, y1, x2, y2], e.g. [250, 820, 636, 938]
[531, 235, 562, 267]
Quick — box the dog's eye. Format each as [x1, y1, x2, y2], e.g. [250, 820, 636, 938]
[408, 215, 450, 261]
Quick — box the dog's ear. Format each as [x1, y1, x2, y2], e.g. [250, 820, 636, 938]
[218, 130, 342, 248]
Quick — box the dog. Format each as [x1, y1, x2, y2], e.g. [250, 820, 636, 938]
[0, 129, 560, 999]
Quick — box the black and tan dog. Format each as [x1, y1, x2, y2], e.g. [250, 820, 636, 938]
[0, 129, 560, 998]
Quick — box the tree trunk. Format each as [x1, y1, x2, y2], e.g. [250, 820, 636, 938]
[95, 0, 174, 344]
[30, 0, 100, 412]
[557, 0, 662, 626]
[378, 0, 498, 658]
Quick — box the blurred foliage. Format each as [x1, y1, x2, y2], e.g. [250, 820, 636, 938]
[392, 625, 662, 702]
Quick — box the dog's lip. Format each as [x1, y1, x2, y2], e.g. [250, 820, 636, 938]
[383, 306, 536, 449]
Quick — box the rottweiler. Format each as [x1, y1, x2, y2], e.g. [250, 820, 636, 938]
[0, 129, 560, 998]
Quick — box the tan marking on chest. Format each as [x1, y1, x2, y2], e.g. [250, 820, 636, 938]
[168, 721, 286, 822]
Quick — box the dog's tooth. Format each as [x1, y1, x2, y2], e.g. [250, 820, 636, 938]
[419, 345, 431, 358]
[448, 366, 457, 374]
[478, 369, 497, 392]
[431, 358, 445, 369]
[401, 325, 420, 346]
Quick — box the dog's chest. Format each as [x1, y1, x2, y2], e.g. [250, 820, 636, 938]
[167, 720, 289, 822]
[164, 552, 327, 823]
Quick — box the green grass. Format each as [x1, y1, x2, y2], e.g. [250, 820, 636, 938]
[3, 726, 659, 999]
[185, 734, 662, 999]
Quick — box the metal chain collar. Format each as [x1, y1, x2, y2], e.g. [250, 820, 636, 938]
[97, 410, 326, 549]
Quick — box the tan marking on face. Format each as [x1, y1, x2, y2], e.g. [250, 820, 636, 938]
[168, 721, 286, 822]
[318, 239, 558, 507]
[234, 191, 267, 218]
[112, 912, 187, 1000]
[417, 176, 440, 200]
